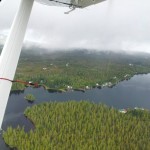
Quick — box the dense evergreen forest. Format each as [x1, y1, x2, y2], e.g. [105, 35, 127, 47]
[11, 49, 150, 91]
[3, 101, 150, 150]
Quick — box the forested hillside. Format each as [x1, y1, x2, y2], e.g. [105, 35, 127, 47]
[11, 49, 150, 91]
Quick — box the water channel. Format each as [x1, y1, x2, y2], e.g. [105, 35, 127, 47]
[1, 74, 150, 149]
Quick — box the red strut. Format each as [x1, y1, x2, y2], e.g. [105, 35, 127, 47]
[0, 78, 38, 87]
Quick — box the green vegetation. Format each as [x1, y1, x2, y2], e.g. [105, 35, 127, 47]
[24, 94, 36, 102]
[42, 84, 66, 92]
[11, 50, 150, 91]
[3, 101, 150, 150]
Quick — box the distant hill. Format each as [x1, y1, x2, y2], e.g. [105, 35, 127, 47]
[1, 44, 150, 66]
[19, 48, 150, 66]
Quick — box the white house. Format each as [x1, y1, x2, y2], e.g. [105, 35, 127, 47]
[119, 109, 127, 114]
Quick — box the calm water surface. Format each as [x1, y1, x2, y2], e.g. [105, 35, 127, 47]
[1, 74, 150, 149]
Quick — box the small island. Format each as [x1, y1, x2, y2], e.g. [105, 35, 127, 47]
[24, 94, 36, 102]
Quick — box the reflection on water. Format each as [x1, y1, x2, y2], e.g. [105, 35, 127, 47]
[1, 74, 150, 149]
[10, 90, 24, 95]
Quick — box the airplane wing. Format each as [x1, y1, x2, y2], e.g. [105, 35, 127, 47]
[36, 0, 106, 8]
[74, 0, 106, 8]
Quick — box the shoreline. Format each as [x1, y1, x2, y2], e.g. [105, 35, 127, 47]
[10, 72, 150, 94]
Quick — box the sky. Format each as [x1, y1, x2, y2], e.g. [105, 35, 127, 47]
[0, 0, 150, 52]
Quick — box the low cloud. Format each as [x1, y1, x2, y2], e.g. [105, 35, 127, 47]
[0, 0, 150, 53]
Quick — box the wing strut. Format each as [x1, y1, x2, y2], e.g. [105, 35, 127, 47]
[0, 0, 34, 128]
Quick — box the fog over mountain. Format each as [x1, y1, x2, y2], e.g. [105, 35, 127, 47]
[0, 0, 150, 52]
